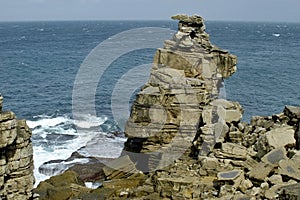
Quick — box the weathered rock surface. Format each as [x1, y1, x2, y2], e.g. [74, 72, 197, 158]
[0, 96, 35, 200]
[124, 14, 238, 172]
[34, 15, 300, 200]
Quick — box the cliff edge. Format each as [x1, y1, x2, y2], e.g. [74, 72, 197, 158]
[0, 96, 35, 200]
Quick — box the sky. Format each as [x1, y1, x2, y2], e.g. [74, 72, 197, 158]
[0, 0, 299, 22]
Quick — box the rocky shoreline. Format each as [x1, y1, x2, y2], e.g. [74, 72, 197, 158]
[2, 14, 300, 199]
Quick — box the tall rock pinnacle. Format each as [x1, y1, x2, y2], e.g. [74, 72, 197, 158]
[123, 15, 239, 171]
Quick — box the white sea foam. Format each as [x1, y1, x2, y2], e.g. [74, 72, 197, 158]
[272, 33, 281, 37]
[30, 114, 111, 187]
[74, 114, 107, 129]
[27, 115, 71, 129]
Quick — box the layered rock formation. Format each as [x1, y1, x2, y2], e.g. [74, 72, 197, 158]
[124, 14, 238, 171]
[0, 96, 35, 200]
[34, 15, 300, 199]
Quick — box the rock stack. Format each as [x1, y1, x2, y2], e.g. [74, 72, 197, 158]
[0, 96, 35, 200]
[124, 14, 238, 171]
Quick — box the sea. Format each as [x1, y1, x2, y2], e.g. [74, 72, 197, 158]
[0, 20, 300, 186]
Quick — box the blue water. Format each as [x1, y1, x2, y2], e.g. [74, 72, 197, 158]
[1, 20, 300, 184]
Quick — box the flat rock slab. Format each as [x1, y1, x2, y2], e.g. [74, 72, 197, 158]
[261, 147, 288, 166]
[279, 159, 300, 181]
[217, 170, 243, 181]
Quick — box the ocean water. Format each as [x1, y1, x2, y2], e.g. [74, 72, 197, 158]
[0, 20, 300, 185]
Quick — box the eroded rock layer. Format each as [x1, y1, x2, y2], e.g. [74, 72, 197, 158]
[0, 96, 35, 200]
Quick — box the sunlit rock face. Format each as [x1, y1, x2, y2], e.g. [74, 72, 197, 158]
[123, 14, 238, 170]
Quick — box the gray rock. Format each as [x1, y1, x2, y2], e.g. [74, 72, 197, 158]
[217, 170, 243, 181]
[261, 147, 288, 166]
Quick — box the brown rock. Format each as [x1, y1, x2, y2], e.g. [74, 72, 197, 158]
[248, 163, 274, 181]
[103, 156, 142, 180]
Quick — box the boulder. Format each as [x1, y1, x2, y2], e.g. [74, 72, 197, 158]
[284, 105, 300, 119]
[265, 126, 296, 148]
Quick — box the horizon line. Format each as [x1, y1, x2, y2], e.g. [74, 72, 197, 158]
[0, 18, 299, 24]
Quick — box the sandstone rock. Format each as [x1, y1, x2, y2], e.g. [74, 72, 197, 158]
[239, 179, 253, 193]
[103, 155, 142, 180]
[284, 105, 300, 119]
[265, 126, 296, 148]
[215, 142, 251, 160]
[217, 170, 244, 188]
[210, 99, 243, 123]
[248, 162, 274, 181]
[278, 159, 300, 180]
[0, 112, 17, 149]
[124, 14, 237, 171]
[261, 147, 288, 166]
[268, 175, 283, 185]
[0, 97, 34, 200]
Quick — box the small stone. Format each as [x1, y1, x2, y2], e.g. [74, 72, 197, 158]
[218, 170, 243, 181]
[239, 179, 253, 193]
[201, 157, 218, 170]
[250, 187, 262, 197]
[268, 175, 283, 185]
[261, 182, 269, 191]
[218, 170, 244, 189]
